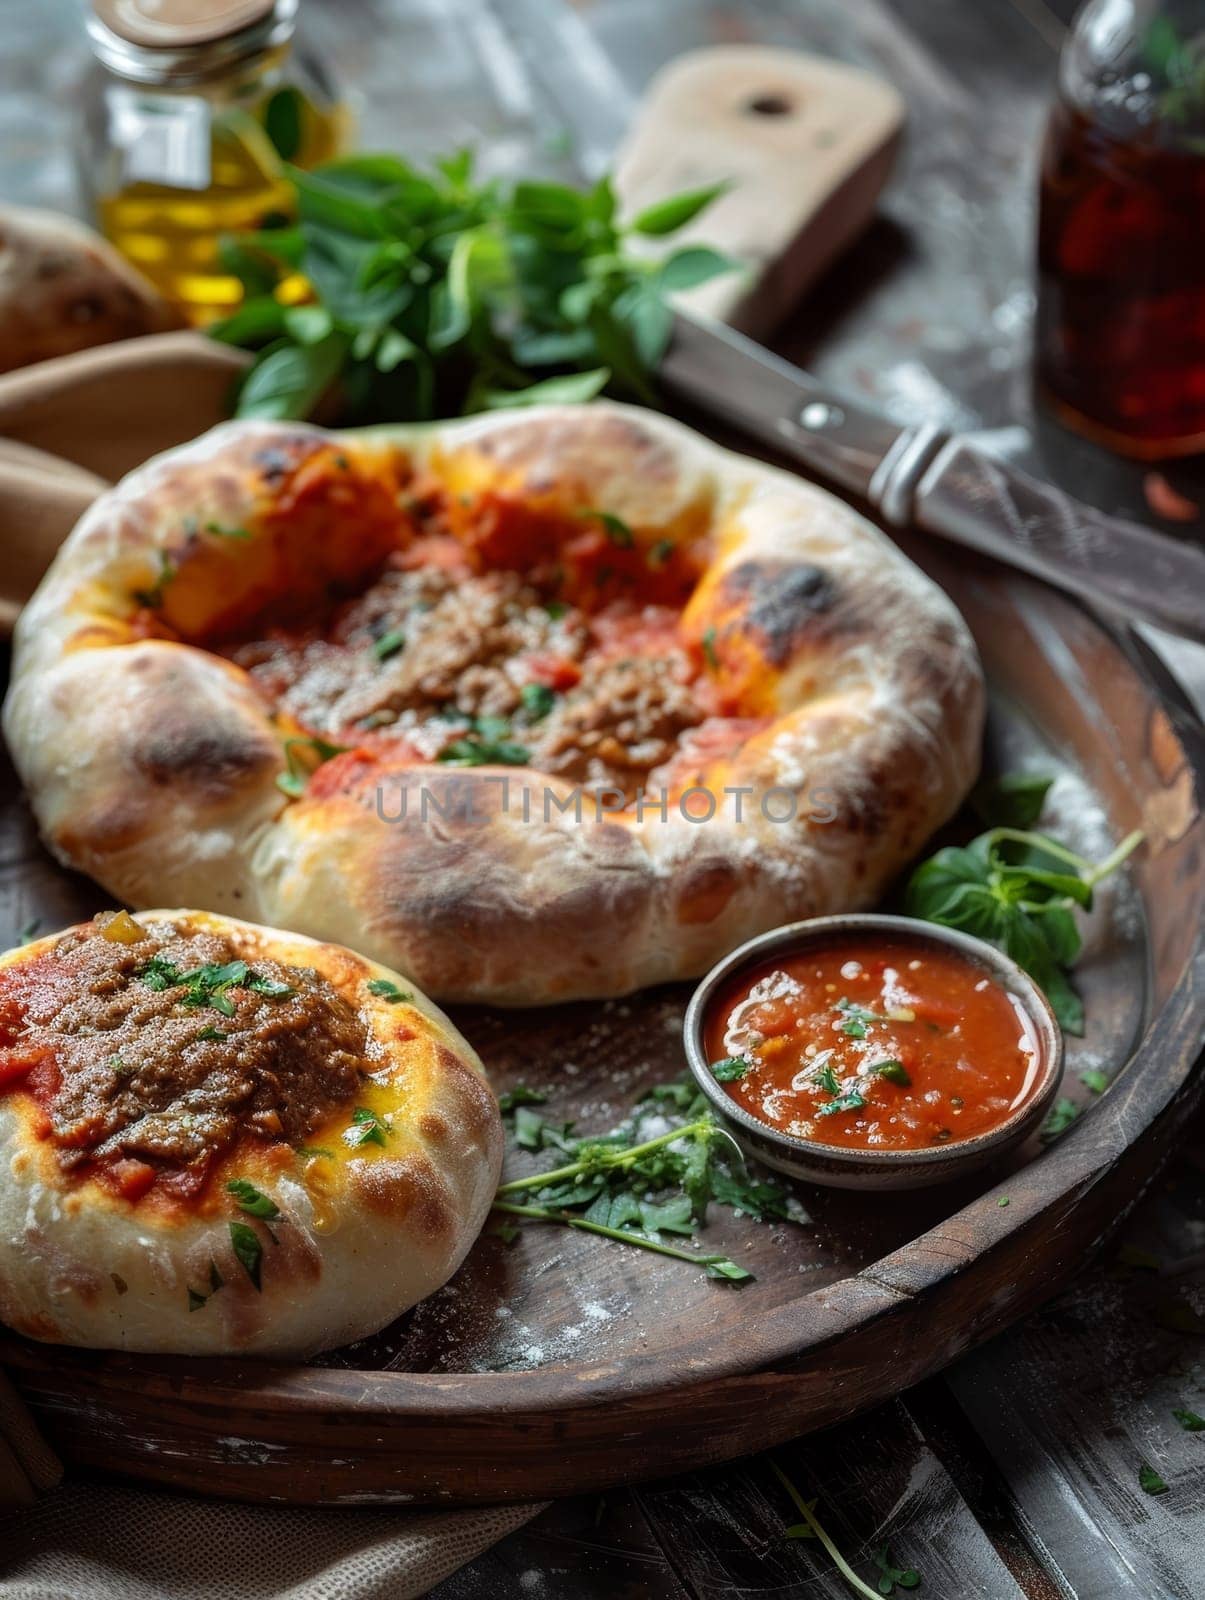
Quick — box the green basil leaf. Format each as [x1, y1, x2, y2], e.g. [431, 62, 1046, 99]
[629, 181, 729, 236]
[476, 369, 610, 409]
[235, 335, 348, 421]
[657, 245, 736, 293]
[970, 772, 1054, 829]
[710, 1057, 748, 1082]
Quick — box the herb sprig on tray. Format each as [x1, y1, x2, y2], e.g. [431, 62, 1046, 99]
[491, 1078, 805, 1283]
[905, 774, 1143, 1034]
[210, 152, 734, 424]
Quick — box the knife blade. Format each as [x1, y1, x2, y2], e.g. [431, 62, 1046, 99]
[659, 312, 1205, 645]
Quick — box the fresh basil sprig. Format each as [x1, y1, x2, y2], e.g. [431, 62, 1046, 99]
[209, 151, 733, 424]
[905, 820, 1143, 1035]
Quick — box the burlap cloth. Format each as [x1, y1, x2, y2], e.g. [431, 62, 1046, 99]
[0, 329, 548, 1594]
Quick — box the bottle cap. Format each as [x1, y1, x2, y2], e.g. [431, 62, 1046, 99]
[90, 0, 276, 50]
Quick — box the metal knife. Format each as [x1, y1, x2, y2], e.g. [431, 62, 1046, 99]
[659, 313, 1205, 645]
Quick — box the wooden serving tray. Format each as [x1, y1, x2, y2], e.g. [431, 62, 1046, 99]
[1, 541, 1202, 1508]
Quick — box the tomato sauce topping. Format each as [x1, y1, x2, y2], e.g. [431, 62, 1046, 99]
[703, 935, 1044, 1152]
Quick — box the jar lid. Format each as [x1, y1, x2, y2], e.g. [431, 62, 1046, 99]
[90, 0, 276, 49]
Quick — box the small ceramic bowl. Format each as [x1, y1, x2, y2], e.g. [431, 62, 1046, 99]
[683, 913, 1064, 1191]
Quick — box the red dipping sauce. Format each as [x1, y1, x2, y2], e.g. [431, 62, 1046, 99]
[702, 935, 1044, 1152]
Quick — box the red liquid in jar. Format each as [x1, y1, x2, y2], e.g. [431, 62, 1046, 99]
[1036, 101, 1205, 458]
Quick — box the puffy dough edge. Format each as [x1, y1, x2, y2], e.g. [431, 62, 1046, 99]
[0, 911, 503, 1357]
[4, 405, 985, 1005]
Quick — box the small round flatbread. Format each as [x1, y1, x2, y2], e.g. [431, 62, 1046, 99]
[4, 403, 984, 1003]
[0, 204, 181, 375]
[0, 909, 501, 1356]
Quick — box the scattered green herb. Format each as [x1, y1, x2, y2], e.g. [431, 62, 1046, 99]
[1174, 1407, 1205, 1432]
[872, 1061, 911, 1087]
[544, 600, 568, 621]
[815, 1090, 867, 1118]
[492, 1075, 804, 1280]
[701, 626, 719, 672]
[136, 955, 294, 1014]
[203, 520, 252, 541]
[835, 999, 882, 1040]
[1040, 1097, 1081, 1143]
[1139, 1461, 1169, 1496]
[872, 1546, 922, 1595]
[519, 682, 556, 722]
[132, 550, 176, 610]
[997, 1196, 1010, 1207]
[195, 1026, 228, 1042]
[367, 977, 413, 1003]
[904, 818, 1143, 1035]
[109, 1055, 132, 1078]
[345, 1105, 390, 1148]
[710, 1056, 749, 1082]
[226, 1179, 281, 1220]
[18, 919, 41, 944]
[372, 628, 407, 661]
[579, 508, 634, 547]
[209, 153, 732, 423]
[277, 734, 349, 797]
[229, 1221, 264, 1290]
[771, 1459, 914, 1600]
[1079, 1068, 1109, 1094]
[648, 538, 676, 567]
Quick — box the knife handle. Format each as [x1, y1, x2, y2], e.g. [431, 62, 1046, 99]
[905, 439, 1205, 646]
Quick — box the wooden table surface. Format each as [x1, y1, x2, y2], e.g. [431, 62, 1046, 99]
[3, 0, 1203, 1595]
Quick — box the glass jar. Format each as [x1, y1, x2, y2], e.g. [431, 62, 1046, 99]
[78, 0, 350, 325]
[1035, 0, 1205, 459]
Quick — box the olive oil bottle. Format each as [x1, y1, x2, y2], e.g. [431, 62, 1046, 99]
[79, 0, 349, 325]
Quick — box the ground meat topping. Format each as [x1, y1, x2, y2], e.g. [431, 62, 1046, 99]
[0, 917, 368, 1178]
[230, 561, 709, 799]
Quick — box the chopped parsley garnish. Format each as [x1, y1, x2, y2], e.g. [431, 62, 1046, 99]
[1138, 1462, 1169, 1496]
[543, 600, 568, 621]
[1174, 1407, 1205, 1431]
[203, 520, 252, 540]
[815, 1090, 867, 1118]
[227, 1179, 281, 1220]
[835, 999, 882, 1039]
[195, 1026, 228, 1042]
[18, 918, 41, 944]
[367, 977, 412, 1003]
[519, 682, 556, 721]
[578, 507, 634, 547]
[491, 1074, 804, 1283]
[345, 1105, 390, 1148]
[108, 1054, 132, 1077]
[135, 955, 295, 1014]
[372, 628, 407, 661]
[872, 1060, 911, 1086]
[813, 1061, 841, 1096]
[648, 538, 675, 567]
[1080, 1068, 1109, 1094]
[436, 713, 530, 767]
[701, 626, 719, 672]
[132, 550, 176, 610]
[277, 734, 349, 798]
[710, 1057, 748, 1082]
[229, 1221, 263, 1290]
